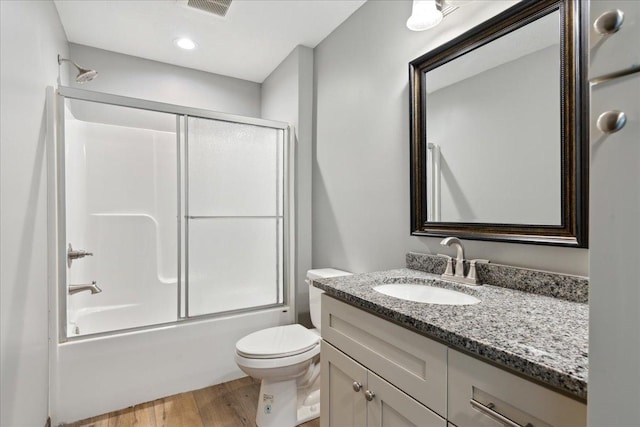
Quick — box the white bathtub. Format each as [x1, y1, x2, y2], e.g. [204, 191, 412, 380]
[67, 303, 179, 337]
[51, 307, 291, 424]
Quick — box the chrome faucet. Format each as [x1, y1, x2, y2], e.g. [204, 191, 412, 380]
[441, 237, 466, 278]
[69, 281, 102, 295]
[439, 237, 488, 285]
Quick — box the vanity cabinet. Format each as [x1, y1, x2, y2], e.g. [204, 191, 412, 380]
[321, 341, 445, 427]
[320, 295, 587, 427]
[320, 295, 447, 427]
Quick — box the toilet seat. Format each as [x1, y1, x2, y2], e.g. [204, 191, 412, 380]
[236, 324, 320, 359]
[235, 342, 320, 370]
[235, 324, 321, 371]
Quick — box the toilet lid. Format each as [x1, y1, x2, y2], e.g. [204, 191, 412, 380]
[236, 324, 320, 359]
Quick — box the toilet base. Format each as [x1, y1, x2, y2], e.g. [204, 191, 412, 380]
[255, 377, 320, 427]
[256, 378, 297, 427]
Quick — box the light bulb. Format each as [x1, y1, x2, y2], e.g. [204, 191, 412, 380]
[174, 38, 197, 50]
[407, 0, 444, 31]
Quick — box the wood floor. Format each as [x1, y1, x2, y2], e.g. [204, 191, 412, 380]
[64, 377, 320, 427]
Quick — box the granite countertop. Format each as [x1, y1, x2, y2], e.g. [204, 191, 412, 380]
[313, 268, 588, 401]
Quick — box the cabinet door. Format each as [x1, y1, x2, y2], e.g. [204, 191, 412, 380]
[589, 71, 640, 425]
[366, 371, 446, 427]
[321, 341, 367, 427]
[448, 350, 586, 427]
[589, 1, 640, 78]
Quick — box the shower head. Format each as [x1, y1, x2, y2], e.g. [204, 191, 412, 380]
[58, 55, 98, 83]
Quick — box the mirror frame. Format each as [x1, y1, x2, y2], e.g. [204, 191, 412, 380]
[409, 0, 588, 247]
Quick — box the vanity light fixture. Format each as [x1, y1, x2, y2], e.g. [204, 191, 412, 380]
[174, 37, 197, 50]
[407, 0, 460, 31]
[407, 0, 443, 31]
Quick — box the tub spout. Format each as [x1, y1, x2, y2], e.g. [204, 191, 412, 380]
[69, 281, 102, 295]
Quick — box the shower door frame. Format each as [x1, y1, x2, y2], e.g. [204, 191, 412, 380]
[54, 86, 295, 343]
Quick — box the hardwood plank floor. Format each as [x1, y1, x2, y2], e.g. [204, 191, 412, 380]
[64, 377, 320, 427]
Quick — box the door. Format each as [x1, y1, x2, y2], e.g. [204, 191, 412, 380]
[57, 90, 292, 340]
[321, 341, 367, 427]
[62, 99, 179, 338]
[185, 117, 286, 317]
[588, 70, 640, 424]
[366, 371, 446, 427]
[588, 1, 640, 424]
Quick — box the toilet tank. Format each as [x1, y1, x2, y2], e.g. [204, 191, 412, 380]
[307, 268, 352, 331]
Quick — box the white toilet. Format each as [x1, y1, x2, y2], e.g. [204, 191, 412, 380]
[235, 268, 351, 427]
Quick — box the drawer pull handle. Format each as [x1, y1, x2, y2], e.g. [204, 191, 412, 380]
[364, 390, 375, 401]
[470, 399, 533, 427]
[594, 9, 624, 35]
[597, 110, 627, 134]
[352, 381, 362, 392]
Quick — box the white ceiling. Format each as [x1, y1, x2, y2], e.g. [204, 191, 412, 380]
[54, 0, 367, 83]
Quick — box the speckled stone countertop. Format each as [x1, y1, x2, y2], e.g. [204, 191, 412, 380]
[313, 268, 588, 401]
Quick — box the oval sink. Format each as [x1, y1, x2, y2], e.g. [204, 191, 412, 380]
[373, 284, 480, 306]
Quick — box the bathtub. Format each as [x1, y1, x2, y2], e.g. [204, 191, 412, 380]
[67, 302, 182, 337]
[51, 307, 291, 424]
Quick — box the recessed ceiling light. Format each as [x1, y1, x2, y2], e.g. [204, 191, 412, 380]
[174, 38, 197, 50]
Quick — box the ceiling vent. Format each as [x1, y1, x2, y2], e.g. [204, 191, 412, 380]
[185, 0, 232, 17]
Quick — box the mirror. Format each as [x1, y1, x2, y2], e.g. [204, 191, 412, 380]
[409, 0, 587, 247]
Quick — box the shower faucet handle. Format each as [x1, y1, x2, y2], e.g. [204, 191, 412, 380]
[67, 243, 94, 268]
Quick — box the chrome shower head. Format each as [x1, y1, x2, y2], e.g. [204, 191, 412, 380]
[58, 55, 98, 83]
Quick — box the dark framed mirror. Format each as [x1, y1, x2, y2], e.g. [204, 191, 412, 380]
[409, 0, 587, 247]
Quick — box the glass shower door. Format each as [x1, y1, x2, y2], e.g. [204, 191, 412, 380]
[58, 87, 291, 339]
[63, 98, 179, 337]
[186, 117, 285, 316]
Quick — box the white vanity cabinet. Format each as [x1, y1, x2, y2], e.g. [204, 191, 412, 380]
[321, 341, 445, 427]
[320, 295, 587, 427]
[320, 295, 447, 427]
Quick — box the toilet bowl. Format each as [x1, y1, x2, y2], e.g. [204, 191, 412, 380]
[235, 268, 351, 427]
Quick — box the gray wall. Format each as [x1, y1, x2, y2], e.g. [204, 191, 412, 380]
[0, 1, 69, 425]
[69, 43, 261, 117]
[261, 46, 315, 325]
[313, 0, 588, 276]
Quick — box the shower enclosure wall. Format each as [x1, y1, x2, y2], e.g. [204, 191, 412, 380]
[50, 86, 294, 422]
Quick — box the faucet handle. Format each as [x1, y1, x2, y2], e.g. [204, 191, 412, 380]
[437, 254, 455, 277]
[466, 259, 490, 285]
[67, 243, 94, 268]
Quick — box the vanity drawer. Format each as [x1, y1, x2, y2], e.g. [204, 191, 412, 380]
[589, 0, 640, 78]
[321, 295, 447, 417]
[448, 350, 586, 427]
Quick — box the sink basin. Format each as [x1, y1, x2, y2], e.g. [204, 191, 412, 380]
[373, 283, 480, 306]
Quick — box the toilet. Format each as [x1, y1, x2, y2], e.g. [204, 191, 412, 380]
[235, 268, 351, 427]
